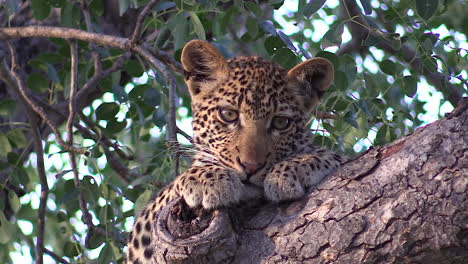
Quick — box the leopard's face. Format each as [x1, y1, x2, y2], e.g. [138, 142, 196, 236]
[182, 40, 334, 185]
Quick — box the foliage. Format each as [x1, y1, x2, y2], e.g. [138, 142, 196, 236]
[0, 0, 466, 262]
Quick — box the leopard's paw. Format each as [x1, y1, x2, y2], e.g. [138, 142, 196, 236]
[264, 162, 305, 203]
[177, 168, 243, 209]
[201, 170, 243, 209]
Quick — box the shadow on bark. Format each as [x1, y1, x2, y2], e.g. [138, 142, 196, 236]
[151, 98, 468, 264]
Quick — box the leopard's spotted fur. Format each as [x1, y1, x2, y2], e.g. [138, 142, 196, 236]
[126, 40, 344, 263]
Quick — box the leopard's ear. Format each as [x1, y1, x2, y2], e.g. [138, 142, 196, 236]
[288, 57, 334, 112]
[181, 40, 228, 96]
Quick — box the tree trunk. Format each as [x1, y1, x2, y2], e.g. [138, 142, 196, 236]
[151, 98, 468, 264]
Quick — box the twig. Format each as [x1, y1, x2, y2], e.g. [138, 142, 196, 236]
[6, 42, 86, 154]
[43, 248, 69, 264]
[3, 47, 50, 264]
[80, 0, 102, 74]
[67, 40, 94, 234]
[78, 113, 135, 183]
[134, 46, 180, 175]
[176, 126, 193, 143]
[130, 0, 159, 46]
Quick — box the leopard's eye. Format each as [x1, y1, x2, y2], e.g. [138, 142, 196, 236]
[218, 108, 239, 123]
[271, 116, 291, 131]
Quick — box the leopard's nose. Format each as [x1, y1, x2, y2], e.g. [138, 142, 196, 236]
[238, 158, 265, 175]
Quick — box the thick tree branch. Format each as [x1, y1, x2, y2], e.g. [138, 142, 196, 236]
[150, 98, 468, 263]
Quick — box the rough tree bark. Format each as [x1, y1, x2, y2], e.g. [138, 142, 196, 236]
[148, 98, 468, 264]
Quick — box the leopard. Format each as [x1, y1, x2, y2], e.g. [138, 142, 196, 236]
[126, 40, 344, 263]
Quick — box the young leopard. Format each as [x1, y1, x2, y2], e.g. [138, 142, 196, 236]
[126, 40, 344, 263]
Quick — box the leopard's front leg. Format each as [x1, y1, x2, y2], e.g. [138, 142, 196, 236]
[157, 165, 245, 210]
[264, 149, 343, 202]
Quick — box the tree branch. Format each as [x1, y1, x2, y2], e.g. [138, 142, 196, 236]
[149, 98, 468, 263]
[6, 42, 86, 154]
[2, 43, 50, 264]
[129, 0, 159, 45]
[43, 248, 69, 264]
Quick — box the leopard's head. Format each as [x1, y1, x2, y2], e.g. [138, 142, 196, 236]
[182, 40, 334, 185]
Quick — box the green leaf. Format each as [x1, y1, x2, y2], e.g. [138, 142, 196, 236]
[61, 1, 80, 28]
[264, 36, 286, 56]
[0, 133, 12, 158]
[402, 76, 418, 98]
[375, 124, 390, 145]
[172, 13, 191, 50]
[303, 0, 326, 18]
[269, 0, 285, 9]
[326, 95, 351, 111]
[47, 64, 60, 83]
[125, 59, 145, 77]
[99, 204, 114, 222]
[363, 73, 379, 97]
[379, 59, 396, 75]
[340, 54, 357, 85]
[334, 71, 348, 91]
[155, 1, 176, 12]
[0, 211, 14, 243]
[316, 51, 339, 68]
[8, 191, 20, 213]
[31, 0, 51, 20]
[7, 152, 22, 165]
[89, 0, 104, 17]
[86, 231, 105, 249]
[423, 57, 438, 73]
[64, 241, 81, 257]
[155, 27, 172, 48]
[271, 48, 299, 69]
[246, 16, 259, 38]
[416, 0, 439, 20]
[134, 189, 152, 217]
[245, 1, 262, 17]
[106, 119, 127, 134]
[189, 12, 206, 40]
[113, 84, 128, 103]
[144, 87, 161, 107]
[6, 128, 26, 149]
[152, 108, 167, 128]
[106, 119, 128, 134]
[0, 99, 16, 116]
[27, 72, 49, 92]
[96, 102, 120, 120]
[321, 22, 344, 49]
[49, 0, 66, 8]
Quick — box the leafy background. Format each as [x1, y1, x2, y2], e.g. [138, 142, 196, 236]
[0, 0, 466, 262]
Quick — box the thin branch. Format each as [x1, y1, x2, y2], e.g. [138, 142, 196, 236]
[43, 248, 69, 264]
[66, 39, 94, 235]
[78, 113, 135, 183]
[134, 46, 180, 175]
[80, 0, 102, 74]
[67, 40, 78, 147]
[130, 0, 159, 45]
[6, 42, 86, 154]
[3, 46, 50, 264]
[177, 126, 193, 143]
